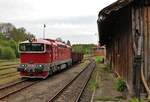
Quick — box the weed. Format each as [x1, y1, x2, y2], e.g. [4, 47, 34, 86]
[95, 56, 104, 63]
[129, 98, 145, 102]
[115, 77, 127, 92]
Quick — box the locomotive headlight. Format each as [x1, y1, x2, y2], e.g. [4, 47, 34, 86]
[20, 64, 27, 67]
[35, 64, 44, 72]
[36, 64, 44, 67]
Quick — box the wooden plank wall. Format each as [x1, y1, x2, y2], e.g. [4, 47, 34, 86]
[132, 5, 150, 91]
[103, 1, 150, 96]
[142, 6, 150, 87]
[105, 6, 134, 94]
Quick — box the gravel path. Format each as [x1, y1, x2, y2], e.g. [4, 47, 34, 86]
[1, 61, 90, 102]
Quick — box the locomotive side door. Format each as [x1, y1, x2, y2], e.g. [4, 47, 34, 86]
[46, 45, 52, 63]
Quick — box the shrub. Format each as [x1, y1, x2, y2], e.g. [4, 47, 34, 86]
[0, 39, 19, 58]
[115, 77, 127, 92]
[0, 39, 10, 46]
[1, 47, 16, 59]
[9, 40, 19, 58]
[129, 98, 144, 102]
[95, 56, 104, 63]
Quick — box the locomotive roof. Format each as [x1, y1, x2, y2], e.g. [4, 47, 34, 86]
[20, 39, 71, 48]
[20, 39, 52, 45]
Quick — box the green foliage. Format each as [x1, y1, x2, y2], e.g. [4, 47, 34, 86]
[129, 98, 145, 102]
[0, 33, 4, 39]
[9, 40, 19, 58]
[72, 44, 95, 54]
[0, 47, 16, 59]
[0, 23, 35, 59]
[95, 56, 104, 63]
[0, 39, 19, 58]
[89, 79, 99, 91]
[0, 39, 10, 46]
[0, 46, 2, 56]
[115, 77, 127, 92]
[10, 28, 25, 41]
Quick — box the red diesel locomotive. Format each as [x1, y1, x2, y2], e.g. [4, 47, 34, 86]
[17, 38, 77, 79]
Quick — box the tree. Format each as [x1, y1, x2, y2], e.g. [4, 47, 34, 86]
[25, 32, 35, 40]
[0, 33, 4, 39]
[9, 27, 35, 42]
[67, 40, 71, 46]
[56, 37, 63, 42]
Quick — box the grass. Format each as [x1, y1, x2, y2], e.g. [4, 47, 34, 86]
[0, 59, 20, 85]
[0, 62, 19, 66]
[79, 60, 90, 69]
[0, 68, 17, 75]
[129, 98, 145, 102]
[88, 63, 102, 91]
[0, 74, 20, 85]
[0, 65, 18, 70]
[95, 96, 120, 101]
[0, 72, 19, 79]
[0, 58, 19, 62]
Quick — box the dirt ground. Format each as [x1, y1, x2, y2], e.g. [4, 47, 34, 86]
[1, 60, 90, 102]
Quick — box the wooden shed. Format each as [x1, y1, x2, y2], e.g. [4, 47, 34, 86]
[97, 0, 150, 97]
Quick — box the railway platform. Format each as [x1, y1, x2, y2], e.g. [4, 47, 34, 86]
[92, 63, 127, 102]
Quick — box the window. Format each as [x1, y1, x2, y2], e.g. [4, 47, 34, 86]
[19, 43, 45, 52]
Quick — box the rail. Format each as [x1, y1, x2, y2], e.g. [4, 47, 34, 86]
[0, 79, 39, 100]
[47, 60, 96, 102]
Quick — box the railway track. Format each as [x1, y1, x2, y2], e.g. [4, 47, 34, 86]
[0, 79, 39, 100]
[47, 59, 96, 102]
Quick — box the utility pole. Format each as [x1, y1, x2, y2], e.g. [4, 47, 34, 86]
[43, 24, 46, 39]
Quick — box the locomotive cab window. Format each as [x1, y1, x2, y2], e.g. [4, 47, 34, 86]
[19, 43, 45, 52]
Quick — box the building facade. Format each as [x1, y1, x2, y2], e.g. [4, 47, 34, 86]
[97, 0, 150, 97]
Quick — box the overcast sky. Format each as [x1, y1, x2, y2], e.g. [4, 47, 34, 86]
[0, 0, 116, 44]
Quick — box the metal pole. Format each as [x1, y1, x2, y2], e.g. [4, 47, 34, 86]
[43, 24, 46, 39]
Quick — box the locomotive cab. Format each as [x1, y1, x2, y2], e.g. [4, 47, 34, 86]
[18, 39, 52, 78]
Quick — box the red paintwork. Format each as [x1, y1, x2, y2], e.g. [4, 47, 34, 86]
[20, 39, 71, 64]
[20, 71, 49, 77]
[72, 52, 83, 63]
[20, 53, 52, 63]
[19, 38, 72, 78]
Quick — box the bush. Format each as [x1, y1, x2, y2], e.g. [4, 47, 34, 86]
[115, 77, 127, 92]
[0, 47, 16, 59]
[0, 39, 19, 58]
[95, 56, 104, 63]
[9, 40, 19, 58]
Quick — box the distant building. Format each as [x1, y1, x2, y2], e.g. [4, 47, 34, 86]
[93, 45, 106, 58]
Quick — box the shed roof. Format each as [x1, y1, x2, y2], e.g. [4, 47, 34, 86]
[97, 0, 150, 45]
[97, 0, 134, 45]
[97, 0, 133, 22]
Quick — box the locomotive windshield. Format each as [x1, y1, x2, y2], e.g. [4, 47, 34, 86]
[19, 43, 45, 52]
